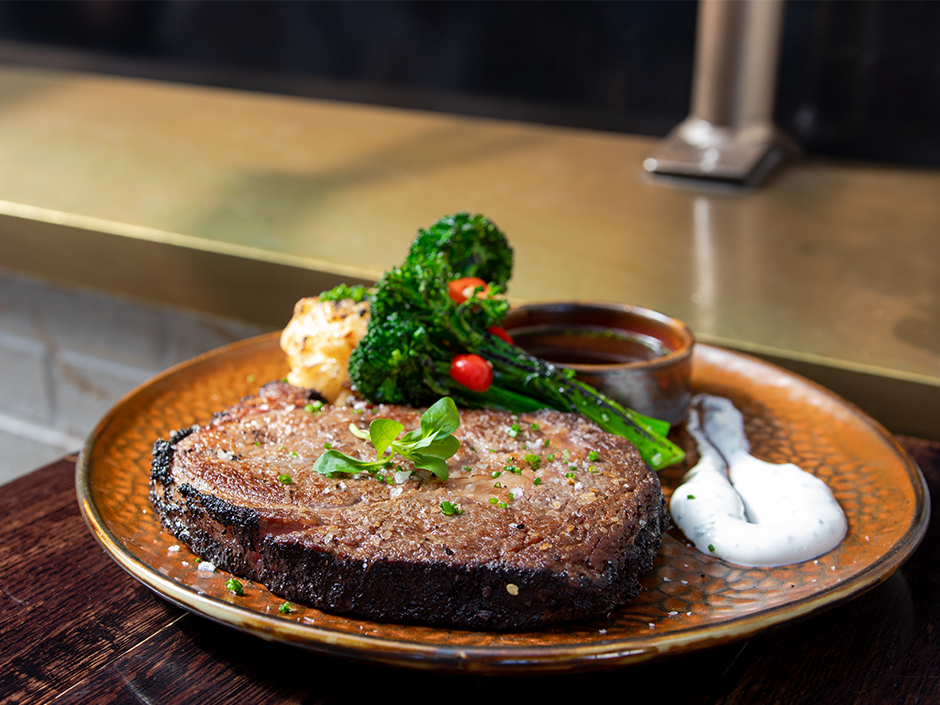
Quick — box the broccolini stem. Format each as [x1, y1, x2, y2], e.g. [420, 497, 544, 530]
[471, 341, 684, 470]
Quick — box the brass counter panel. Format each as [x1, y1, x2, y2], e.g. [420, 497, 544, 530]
[0, 65, 938, 436]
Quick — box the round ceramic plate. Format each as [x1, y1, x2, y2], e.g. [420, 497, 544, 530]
[76, 334, 929, 674]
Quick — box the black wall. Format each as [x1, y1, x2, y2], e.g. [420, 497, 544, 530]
[0, 0, 937, 167]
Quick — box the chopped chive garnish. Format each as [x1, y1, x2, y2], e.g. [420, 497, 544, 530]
[225, 578, 244, 595]
[489, 497, 498, 505]
[532, 422, 539, 431]
[588, 450, 599, 461]
[278, 474, 293, 485]
[508, 423, 520, 438]
[688, 494, 696, 499]
[708, 544, 716, 552]
[533, 477, 542, 486]
[440, 501, 464, 515]
[278, 602, 294, 614]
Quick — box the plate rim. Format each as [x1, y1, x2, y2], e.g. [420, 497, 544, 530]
[75, 334, 931, 674]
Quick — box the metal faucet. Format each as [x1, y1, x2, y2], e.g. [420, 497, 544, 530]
[644, 0, 794, 187]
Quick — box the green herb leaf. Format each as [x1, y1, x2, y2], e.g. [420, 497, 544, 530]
[225, 578, 244, 596]
[419, 396, 460, 438]
[409, 452, 449, 481]
[313, 449, 377, 475]
[369, 418, 405, 458]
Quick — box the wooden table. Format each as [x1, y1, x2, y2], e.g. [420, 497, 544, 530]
[1, 439, 937, 704]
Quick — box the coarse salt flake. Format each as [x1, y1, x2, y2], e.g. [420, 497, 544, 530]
[197, 561, 216, 572]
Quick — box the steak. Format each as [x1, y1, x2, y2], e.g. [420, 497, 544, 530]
[150, 381, 667, 630]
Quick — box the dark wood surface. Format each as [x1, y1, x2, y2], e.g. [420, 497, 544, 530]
[2, 437, 937, 705]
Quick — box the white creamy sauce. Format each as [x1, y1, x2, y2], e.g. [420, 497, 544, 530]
[670, 394, 847, 567]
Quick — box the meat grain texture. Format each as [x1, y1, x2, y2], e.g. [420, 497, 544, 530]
[150, 382, 667, 630]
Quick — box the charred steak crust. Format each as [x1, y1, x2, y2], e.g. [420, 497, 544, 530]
[150, 382, 667, 630]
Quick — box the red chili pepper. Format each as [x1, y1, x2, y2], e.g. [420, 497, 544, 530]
[487, 326, 514, 345]
[449, 353, 493, 392]
[448, 277, 489, 304]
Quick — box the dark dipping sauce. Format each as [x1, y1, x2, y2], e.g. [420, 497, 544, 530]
[501, 302, 694, 424]
[512, 326, 671, 366]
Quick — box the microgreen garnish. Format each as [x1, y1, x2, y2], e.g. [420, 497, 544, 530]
[312, 397, 461, 481]
[225, 578, 244, 595]
[440, 501, 464, 515]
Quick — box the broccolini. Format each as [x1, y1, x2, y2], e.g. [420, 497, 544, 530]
[343, 212, 684, 470]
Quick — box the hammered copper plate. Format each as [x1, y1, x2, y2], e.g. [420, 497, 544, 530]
[76, 334, 929, 674]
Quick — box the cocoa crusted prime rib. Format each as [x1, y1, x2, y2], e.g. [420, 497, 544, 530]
[150, 381, 667, 630]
